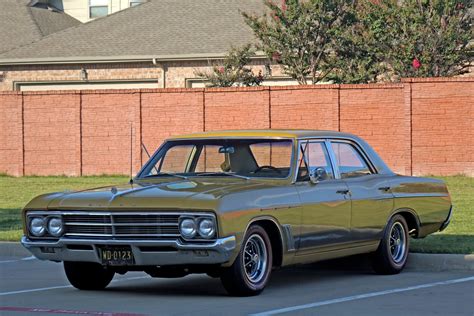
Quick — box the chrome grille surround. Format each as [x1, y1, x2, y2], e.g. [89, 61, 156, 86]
[26, 211, 216, 241]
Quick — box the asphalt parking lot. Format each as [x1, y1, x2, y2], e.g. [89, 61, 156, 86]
[1, 250, 473, 316]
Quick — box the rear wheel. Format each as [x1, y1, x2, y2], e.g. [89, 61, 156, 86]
[220, 225, 273, 296]
[372, 214, 409, 274]
[64, 261, 115, 290]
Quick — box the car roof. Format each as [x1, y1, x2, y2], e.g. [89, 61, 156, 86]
[168, 129, 358, 140]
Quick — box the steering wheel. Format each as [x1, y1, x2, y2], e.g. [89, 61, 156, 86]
[254, 165, 282, 174]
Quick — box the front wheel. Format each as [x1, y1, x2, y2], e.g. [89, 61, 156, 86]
[64, 261, 115, 290]
[220, 225, 273, 296]
[372, 214, 409, 274]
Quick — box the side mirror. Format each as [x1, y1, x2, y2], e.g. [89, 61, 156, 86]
[309, 167, 327, 184]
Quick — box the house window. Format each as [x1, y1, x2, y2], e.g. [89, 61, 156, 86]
[89, 0, 108, 18]
[130, 0, 146, 7]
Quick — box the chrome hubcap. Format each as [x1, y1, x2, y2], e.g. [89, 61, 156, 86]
[389, 222, 406, 263]
[243, 234, 267, 283]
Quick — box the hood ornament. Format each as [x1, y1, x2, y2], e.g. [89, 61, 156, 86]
[110, 187, 118, 195]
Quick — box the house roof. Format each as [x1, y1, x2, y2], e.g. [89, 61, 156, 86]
[0, 0, 265, 65]
[0, 0, 81, 54]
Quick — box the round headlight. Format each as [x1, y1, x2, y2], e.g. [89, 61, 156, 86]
[179, 218, 197, 239]
[198, 218, 215, 239]
[29, 217, 46, 237]
[47, 217, 64, 237]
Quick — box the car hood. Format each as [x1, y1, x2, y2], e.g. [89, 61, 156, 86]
[25, 178, 274, 211]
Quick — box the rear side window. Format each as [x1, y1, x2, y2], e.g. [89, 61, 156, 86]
[331, 142, 372, 178]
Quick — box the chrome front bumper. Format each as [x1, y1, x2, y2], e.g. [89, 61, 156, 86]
[21, 235, 237, 266]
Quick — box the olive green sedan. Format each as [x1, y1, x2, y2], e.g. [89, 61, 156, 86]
[21, 130, 452, 296]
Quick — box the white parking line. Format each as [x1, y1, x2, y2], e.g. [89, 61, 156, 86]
[251, 276, 474, 316]
[0, 256, 36, 264]
[0, 276, 149, 296]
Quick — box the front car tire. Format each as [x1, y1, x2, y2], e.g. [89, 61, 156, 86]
[220, 225, 273, 296]
[64, 261, 115, 290]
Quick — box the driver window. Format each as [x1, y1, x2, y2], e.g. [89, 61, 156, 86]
[298, 142, 334, 181]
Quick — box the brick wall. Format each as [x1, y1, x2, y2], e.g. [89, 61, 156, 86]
[0, 77, 472, 176]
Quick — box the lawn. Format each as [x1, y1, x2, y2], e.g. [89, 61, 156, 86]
[0, 175, 128, 241]
[0, 175, 472, 254]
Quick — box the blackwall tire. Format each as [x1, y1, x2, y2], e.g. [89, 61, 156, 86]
[220, 225, 273, 296]
[64, 261, 115, 290]
[372, 214, 410, 275]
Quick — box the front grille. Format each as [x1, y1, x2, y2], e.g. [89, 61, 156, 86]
[63, 212, 181, 240]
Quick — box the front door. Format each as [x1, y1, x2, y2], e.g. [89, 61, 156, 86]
[295, 140, 352, 255]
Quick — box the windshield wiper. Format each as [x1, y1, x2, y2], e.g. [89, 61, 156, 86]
[195, 172, 249, 180]
[142, 172, 188, 180]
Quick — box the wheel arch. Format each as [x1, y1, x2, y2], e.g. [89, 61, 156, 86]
[245, 216, 284, 268]
[389, 208, 421, 238]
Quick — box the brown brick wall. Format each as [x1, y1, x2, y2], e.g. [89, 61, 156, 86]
[205, 88, 270, 131]
[141, 89, 204, 161]
[0, 78, 472, 176]
[0, 93, 23, 176]
[339, 84, 410, 175]
[23, 92, 81, 176]
[409, 79, 474, 176]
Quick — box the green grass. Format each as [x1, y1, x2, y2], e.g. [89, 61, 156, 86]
[410, 176, 474, 254]
[0, 175, 128, 242]
[0, 175, 472, 254]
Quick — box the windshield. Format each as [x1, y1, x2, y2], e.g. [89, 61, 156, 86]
[138, 139, 294, 179]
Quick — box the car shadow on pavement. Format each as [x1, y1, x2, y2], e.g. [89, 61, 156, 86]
[106, 254, 375, 297]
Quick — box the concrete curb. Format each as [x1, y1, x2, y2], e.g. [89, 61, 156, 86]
[407, 253, 474, 272]
[1, 242, 473, 272]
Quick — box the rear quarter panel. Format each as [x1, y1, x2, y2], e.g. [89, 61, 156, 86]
[389, 176, 451, 237]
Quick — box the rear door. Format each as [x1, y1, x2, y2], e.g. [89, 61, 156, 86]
[329, 141, 394, 243]
[295, 140, 352, 255]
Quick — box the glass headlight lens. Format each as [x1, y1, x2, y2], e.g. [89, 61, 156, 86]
[179, 218, 197, 239]
[29, 217, 46, 236]
[198, 218, 215, 239]
[47, 217, 64, 237]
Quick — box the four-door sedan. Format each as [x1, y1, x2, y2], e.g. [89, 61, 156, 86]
[22, 130, 452, 296]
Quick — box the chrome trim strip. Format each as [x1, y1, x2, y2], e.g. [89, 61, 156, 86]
[65, 233, 181, 237]
[64, 222, 179, 226]
[27, 211, 214, 217]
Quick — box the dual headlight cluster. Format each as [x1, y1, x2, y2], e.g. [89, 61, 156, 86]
[28, 216, 64, 237]
[179, 216, 216, 240]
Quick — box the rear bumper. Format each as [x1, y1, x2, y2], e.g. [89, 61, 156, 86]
[439, 205, 453, 232]
[21, 235, 237, 266]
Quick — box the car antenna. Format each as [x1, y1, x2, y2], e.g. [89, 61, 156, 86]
[129, 123, 134, 186]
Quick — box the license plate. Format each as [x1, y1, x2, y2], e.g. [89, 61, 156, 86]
[99, 246, 135, 265]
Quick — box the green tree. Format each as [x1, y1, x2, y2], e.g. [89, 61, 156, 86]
[243, 0, 372, 84]
[358, 0, 473, 79]
[194, 45, 264, 87]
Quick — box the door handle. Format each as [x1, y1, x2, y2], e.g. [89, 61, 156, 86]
[336, 189, 350, 195]
[378, 186, 391, 192]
